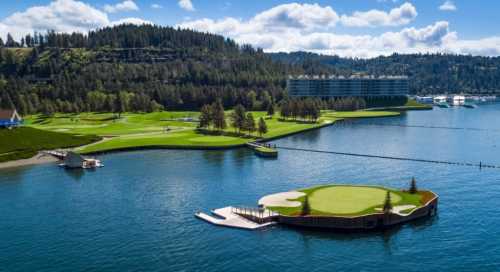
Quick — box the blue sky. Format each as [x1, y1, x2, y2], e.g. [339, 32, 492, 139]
[0, 0, 499, 57]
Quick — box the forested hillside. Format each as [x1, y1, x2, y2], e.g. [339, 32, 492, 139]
[271, 52, 500, 95]
[1, 24, 499, 115]
[0, 25, 300, 114]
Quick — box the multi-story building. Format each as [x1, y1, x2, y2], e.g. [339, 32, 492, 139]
[287, 75, 409, 98]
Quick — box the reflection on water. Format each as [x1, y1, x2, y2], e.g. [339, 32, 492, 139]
[63, 168, 86, 181]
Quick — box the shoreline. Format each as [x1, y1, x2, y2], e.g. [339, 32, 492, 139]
[79, 120, 337, 155]
[0, 153, 60, 170]
[0, 111, 401, 170]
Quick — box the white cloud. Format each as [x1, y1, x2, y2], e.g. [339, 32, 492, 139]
[111, 17, 152, 26]
[104, 0, 139, 13]
[178, 3, 500, 58]
[0, 0, 148, 41]
[178, 0, 195, 11]
[439, 1, 457, 11]
[340, 2, 417, 27]
[179, 3, 340, 36]
[252, 3, 339, 30]
[151, 4, 163, 9]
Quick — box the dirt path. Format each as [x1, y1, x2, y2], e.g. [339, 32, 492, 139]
[0, 153, 59, 170]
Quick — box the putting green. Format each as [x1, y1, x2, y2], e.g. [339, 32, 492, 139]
[308, 186, 401, 215]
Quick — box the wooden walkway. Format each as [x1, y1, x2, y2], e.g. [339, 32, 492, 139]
[195, 206, 277, 230]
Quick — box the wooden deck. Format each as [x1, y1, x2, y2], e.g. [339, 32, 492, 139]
[196, 206, 277, 230]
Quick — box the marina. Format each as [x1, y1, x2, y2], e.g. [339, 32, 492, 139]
[415, 94, 495, 109]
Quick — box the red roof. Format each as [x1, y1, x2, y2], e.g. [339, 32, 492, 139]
[0, 109, 16, 120]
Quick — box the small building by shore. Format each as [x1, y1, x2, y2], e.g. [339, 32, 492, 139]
[0, 109, 22, 128]
[63, 151, 103, 169]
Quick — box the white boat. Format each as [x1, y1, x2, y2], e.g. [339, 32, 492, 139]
[452, 95, 465, 106]
[433, 96, 447, 104]
[417, 96, 434, 103]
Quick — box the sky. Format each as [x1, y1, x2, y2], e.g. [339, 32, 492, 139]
[0, 0, 499, 58]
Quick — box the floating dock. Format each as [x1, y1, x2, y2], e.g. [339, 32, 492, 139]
[195, 206, 277, 230]
[246, 142, 278, 158]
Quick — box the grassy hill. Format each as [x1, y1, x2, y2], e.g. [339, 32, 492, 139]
[0, 127, 101, 163]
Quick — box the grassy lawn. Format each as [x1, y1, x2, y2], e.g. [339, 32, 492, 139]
[0, 127, 101, 163]
[267, 185, 423, 217]
[22, 109, 398, 154]
[365, 99, 433, 111]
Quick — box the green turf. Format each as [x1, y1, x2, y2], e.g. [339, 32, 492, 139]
[23, 110, 396, 154]
[309, 186, 401, 214]
[0, 127, 101, 162]
[267, 184, 424, 217]
[364, 99, 433, 111]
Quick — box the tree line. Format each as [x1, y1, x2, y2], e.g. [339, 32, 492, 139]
[198, 101, 268, 137]
[280, 98, 322, 122]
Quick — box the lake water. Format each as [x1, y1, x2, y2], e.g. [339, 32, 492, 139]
[1, 104, 500, 271]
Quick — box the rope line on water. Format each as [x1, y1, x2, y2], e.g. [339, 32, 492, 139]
[351, 123, 500, 132]
[275, 146, 499, 169]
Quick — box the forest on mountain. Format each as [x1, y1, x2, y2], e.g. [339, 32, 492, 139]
[0, 25, 299, 114]
[0, 24, 499, 115]
[271, 51, 500, 95]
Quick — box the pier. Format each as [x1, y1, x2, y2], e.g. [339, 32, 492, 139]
[195, 206, 278, 230]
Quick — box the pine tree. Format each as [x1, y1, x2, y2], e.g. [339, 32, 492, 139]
[409, 177, 417, 194]
[230, 104, 246, 134]
[212, 100, 226, 131]
[5, 33, 19, 48]
[280, 100, 290, 119]
[244, 112, 256, 136]
[198, 104, 212, 129]
[258, 117, 268, 137]
[114, 92, 126, 118]
[301, 195, 311, 216]
[266, 103, 275, 117]
[383, 191, 392, 214]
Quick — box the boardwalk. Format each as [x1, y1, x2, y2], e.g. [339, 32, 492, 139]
[196, 206, 277, 230]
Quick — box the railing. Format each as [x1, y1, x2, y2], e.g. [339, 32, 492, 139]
[231, 206, 278, 224]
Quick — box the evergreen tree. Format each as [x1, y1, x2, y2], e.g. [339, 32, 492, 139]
[5, 33, 19, 47]
[409, 177, 417, 194]
[198, 104, 212, 129]
[230, 104, 246, 134]
[260, 91, 272, 111]
[0, 37, 4, 47]
[114, 92, 126, 118]
[0, 91, 14, 109]
[258, 117, 268, 137]
[212, 100, 226, 131]
[280, 100, 290, 119]
[267, 103, 275, 117]
[301, 195, 310, 216]
[383, 191, 392, 214]
[244, 112, 256, 136]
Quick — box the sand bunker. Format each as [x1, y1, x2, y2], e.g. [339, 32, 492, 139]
[258, 191, 306, 208]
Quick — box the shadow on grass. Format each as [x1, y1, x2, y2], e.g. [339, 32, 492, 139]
[277, 118, 319, 124]
[196, 129, 257, 139]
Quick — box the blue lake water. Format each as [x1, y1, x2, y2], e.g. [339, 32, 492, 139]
[1, 104, 500, 271]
